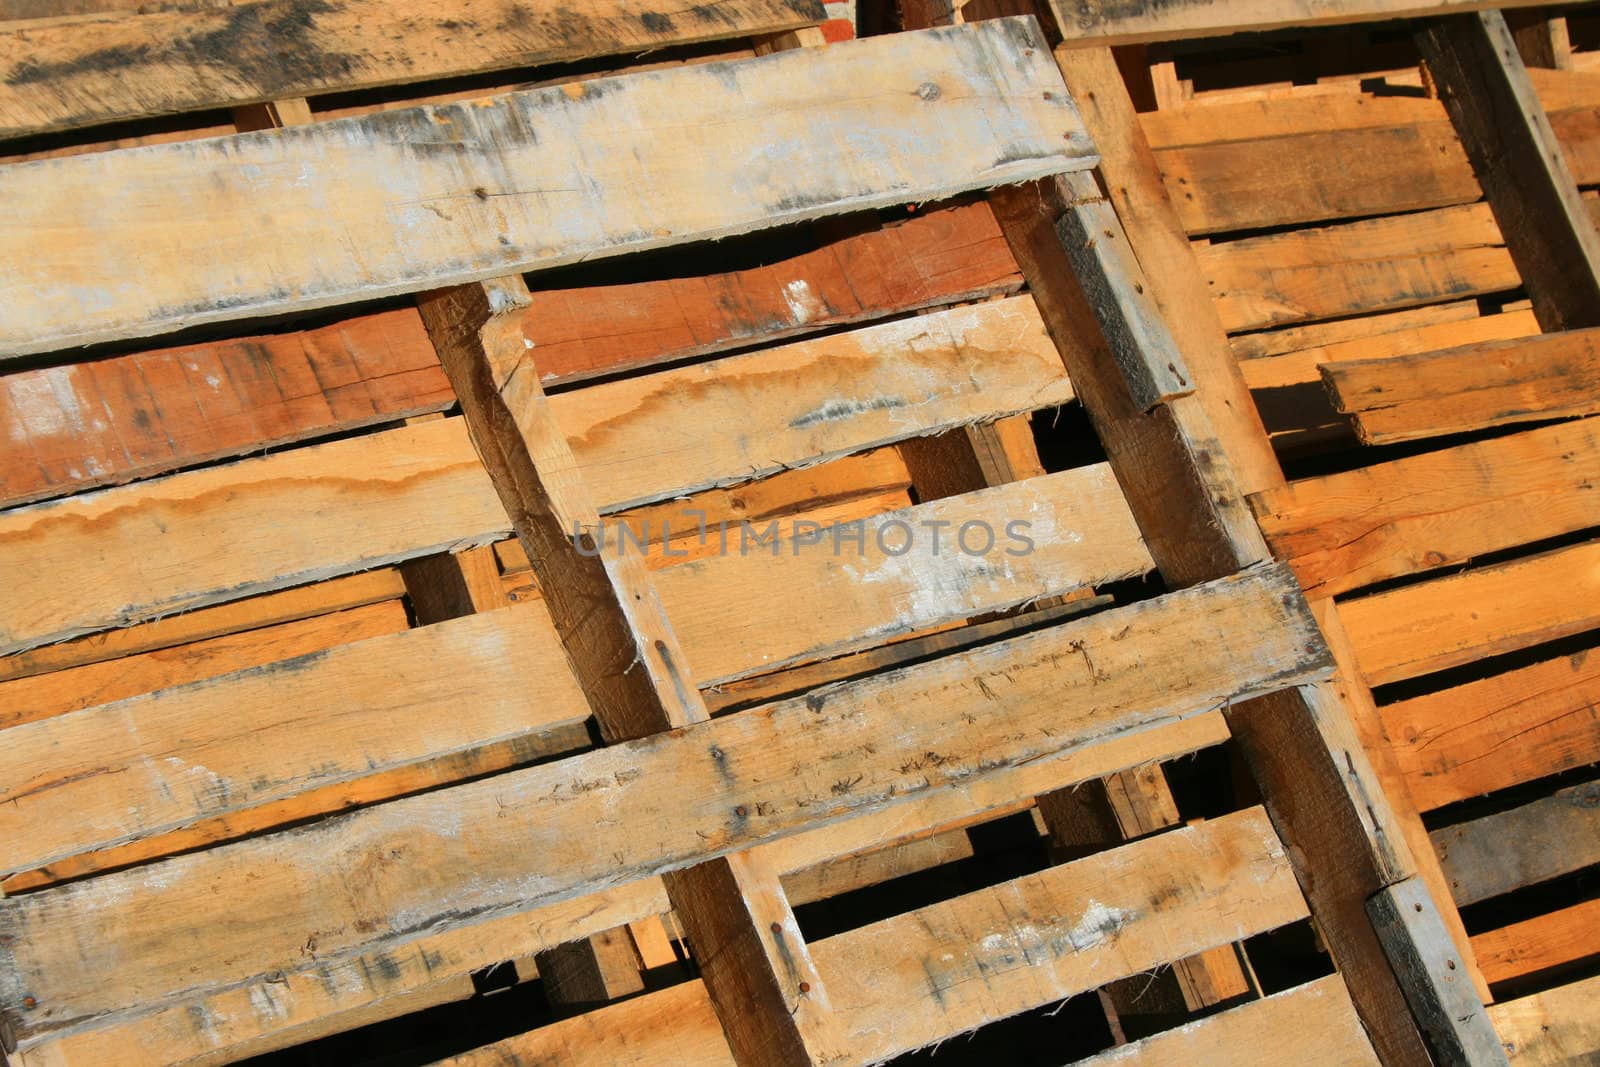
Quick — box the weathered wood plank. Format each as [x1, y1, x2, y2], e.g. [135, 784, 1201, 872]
[1417, 11, 1600, 332]
[1342, 539, 1600, 686]
[0, 20, 1092, 357]
[1230, 301, 1482, 361]
[1322, 329, 1600, 444]
[1384, 649, 1600, 812]
[0, 564, 1330, 1045]
[1250, 420, 1600, 598]
[1491, 974, 1600, 1066]
[16, 715, 1229, 1066]
[1433, 780, 1600, 907]
[0, 201, 1020, 510]
[1046, 0, 1551, 47]
[820, 807, 1307, 1063]
[433, 808, 1308, 1067]
[1473, 898, 1600, 986]
[1076, 976, 1377, 1066]
[1198, 203, 1521, 334]
[0, 292, 1074, 654]
[0, 0, 828, 137]
[0, 599, 409, 729]
[1367, 877, 1509, 1066]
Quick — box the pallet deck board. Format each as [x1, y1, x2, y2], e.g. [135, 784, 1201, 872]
[0, 19, 1093, 358]
[0, 564, 1329, 1044]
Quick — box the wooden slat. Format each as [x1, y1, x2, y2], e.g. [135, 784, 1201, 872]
[1250, 420, 1600, 598]
[0, 568, 407, 683]
[1198, 203, 1521, 334]
[1045, 0, 1551, 47]
[1075, 976, 1377, 1066]
[434, 808, 1308, 1067]
[1, 20, 1092, 357]
[1417, 11, 1600, 332]
[0, 293, 1074, 655]
[0, 599, 594, 877]
[1434, 780, 1600, 907]
[0, 0, 827, 137]
[1241, 308, 1539, 392]
[1342, 539, 1600, 686]
[0, 564, 1330, 1047]
[1473, 898, 1600, 986]
[0, 200, 1021, 510]
[1230, 300, 1482, 361]
[11, 713, 1228, 1064]
[1491, 974, 1600, 1066]
[1322, 330, 1600, 444]
[1384, 648, 1600, 812]
[0, 598, 409, 729]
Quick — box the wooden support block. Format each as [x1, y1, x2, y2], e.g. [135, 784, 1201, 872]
[1367, 877, 1509, 1067]
[1250, 420, 1600, 599]
[419, 273, 843, 1065]
[1432, 780, 1600, 907]
[1342, 539, 1600, 686]
[1057, 189, 1194, 410]
[230, 97, 314, 131]
[1384, 649, 1600, 812]
[1508, 10, 1573, 70]
[1321, 329, 1600, 444]
[1417, 10, 1600, 332]
[0, 0, 828, 136]
[0, 564, 1330, 1050]
[1, 20, 1092, 357]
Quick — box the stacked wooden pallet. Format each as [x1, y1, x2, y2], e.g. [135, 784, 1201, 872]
[931, 0, 1599, 1061]
[0, 3, 1549, 1066]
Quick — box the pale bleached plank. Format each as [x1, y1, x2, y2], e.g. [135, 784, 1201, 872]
[17, 714, 1232, 1067]
[1491, 973, 1600, 1065]
[0, 294, 1073, 655]
[434, 808, 1308, 1067]
[0, 564, 1329, 1045]
[823, 807, 1306, 1063]
[1, 20, 1093, 357]
[0, 0, 827, 137]
[1076, 976, 1377, 1066]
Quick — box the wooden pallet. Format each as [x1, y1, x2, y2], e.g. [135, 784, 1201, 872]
[949, 0, 1600, 1061]
[0, 2, 1547, 1065]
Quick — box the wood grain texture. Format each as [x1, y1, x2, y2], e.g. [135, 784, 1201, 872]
[1250, 419, 1600, 598]
[0, 201, 1020, 510]
[820, 808, 1306, 1063]
[0, 565, 1330, 1046]
[1322, 330, 1600, 444]
[433, 808, 1307, 1067]
[1342, 539, 1600, 686]
[1229, 300, 1481, 361]
[1046, 0, 1551, 47]
[1198, 203, 1521, 334]
[1, 20, 1092, 357]
[0, 292, 1073, 654]
[0, 310, 452, 509]
[1490, 974, 1600, 1066]
[0, 1, 827, 136]
[0, 598, 410, 729]
[1434, 779, 1600, 906]
[1076, 976, 1377, 1066]
[1473, 898, 1600, 986]
[1383, 648, 1600, 812]
[1418, 11, 1600, 332]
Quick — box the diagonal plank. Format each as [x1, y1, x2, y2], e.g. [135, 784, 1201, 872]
[0, 293, 1073, 655]
[0, 19, 1093, 358]
[0, 0, 827, 137]
[0, 563, 1330, 1045]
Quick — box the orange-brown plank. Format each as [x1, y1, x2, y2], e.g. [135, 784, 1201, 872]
[1472, 898, 1600, 986]
[0, 202, 1019, 508]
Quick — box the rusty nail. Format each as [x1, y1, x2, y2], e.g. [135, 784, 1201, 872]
[734, 805, 749, 818]
[799, 981, 812, 993]
[22, 996, 37, 1010]
[770, 922, 783, 934]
